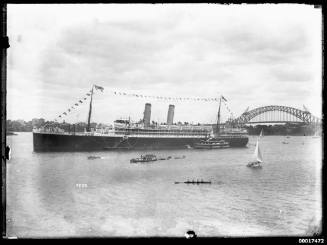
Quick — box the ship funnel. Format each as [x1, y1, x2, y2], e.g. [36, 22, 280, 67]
[143, 103, 151, 127]
[167, 104, 175, 125]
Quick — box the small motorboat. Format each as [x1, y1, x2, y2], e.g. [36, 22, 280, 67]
[282, 141, 289, 144]
[130, 154, 157, 163]
[6, 131, 18, 136]
[246, 161, 262, 169]
[174, 155, 186, 159]
[88, 156, 102, 160]
[193, 138, 229, 149]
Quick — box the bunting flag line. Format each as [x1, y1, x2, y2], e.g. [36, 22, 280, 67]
[55, 85, 106, 121]
[110, 90, 220, 102]
[222, 100, 234, 118]
[54, 85, 229, 122]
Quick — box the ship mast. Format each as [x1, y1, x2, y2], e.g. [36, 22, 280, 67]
[87, 85, 94, 132]
[216, 96, 222, 136]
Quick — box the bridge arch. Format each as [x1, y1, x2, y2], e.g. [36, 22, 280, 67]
[231, 105, 320, 125]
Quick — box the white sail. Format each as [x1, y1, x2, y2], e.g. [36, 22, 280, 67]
[253, 139, 263, 163]
[256, 143, 263, 162]
[259, 129, 263, 137]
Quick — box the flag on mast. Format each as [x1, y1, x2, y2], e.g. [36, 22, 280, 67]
[221, 96, 227, 102]
[94, 85, 104, 92]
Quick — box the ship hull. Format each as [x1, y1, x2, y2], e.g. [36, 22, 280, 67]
[33, 132, 248, 152]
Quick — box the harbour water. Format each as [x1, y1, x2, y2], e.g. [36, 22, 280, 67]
[6, 132, 322, 237]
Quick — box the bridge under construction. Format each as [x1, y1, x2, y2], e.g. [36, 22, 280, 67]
[229, 105, 321, 126]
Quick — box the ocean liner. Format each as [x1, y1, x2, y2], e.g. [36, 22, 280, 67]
[33, 86, 248, 151]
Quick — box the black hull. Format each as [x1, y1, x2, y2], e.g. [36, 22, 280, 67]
[33, 133, 248, 152]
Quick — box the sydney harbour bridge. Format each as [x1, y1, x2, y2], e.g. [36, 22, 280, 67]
[228, 105, 321, 126]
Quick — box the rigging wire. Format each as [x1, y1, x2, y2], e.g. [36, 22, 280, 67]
[49, 85, 235, 127]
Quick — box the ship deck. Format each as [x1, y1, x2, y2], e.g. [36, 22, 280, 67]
[33, 130, 248, 139]
[33, 131, 210, 138]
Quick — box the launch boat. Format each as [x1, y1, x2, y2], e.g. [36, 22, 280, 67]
[130, 154, 157, 163]
[193, 139, 229, 149]
[33, 86, 249, 152]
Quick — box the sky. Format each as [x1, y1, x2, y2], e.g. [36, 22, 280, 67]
[7, 4, 322, 124]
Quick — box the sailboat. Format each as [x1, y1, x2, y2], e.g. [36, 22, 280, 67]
[312, 128, 320, 138]
[247, 136, 263, 169]
[312, 133, 319, 138]
[259, 129, 264, 137]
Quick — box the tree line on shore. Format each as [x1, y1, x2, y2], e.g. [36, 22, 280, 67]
[6, 118, 318, 136]
[6, 118, 100, 133]
[245, 123, 318, 136]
